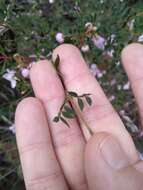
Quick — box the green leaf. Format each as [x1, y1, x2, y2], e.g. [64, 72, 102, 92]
[68, 91, 78, 97]
[53, 116, 59, 122]
[78, 98, 84, 111]
[86, 96, 92, 106]
[62, 111, 75, 119]
[54, 55, 60, 70]
[60, 117, 70, 127]
[64, 105, 75, 115]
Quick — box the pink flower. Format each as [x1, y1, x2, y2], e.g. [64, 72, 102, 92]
[21, 68, 30, 78]
[139, 153, 143, 160]
[55, 32, 64, 43]
[92, 35, 106, 50]
[90, 63, 105, 78]
[123, 81, 130, 90]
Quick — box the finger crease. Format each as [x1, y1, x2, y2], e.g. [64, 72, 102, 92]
[19, 140, 51, 154]
[27, 170, 62, 189]
[85, 108, 116, 125]
[53, 128, 83, 149]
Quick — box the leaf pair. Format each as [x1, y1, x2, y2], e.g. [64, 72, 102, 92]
[77, 95, 92, 111]
[53, 105, 76, 127]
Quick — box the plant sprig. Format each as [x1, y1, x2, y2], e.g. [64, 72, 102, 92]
[53, 55, 93, 131]
[53, 91, 92, 127]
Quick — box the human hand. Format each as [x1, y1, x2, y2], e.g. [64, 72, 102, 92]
[15, 43, 143, 190]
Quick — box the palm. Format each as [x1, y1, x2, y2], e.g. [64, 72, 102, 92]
[15, 43, 143, 190]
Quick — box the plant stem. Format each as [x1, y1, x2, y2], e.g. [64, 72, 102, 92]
[68, 96, 94, 136]
[55, 57, 93, 136]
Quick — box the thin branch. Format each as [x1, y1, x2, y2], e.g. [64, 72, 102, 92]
[68, 96, 93, 136]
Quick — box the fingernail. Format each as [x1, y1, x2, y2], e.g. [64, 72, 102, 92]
[101, 136, 129, 170]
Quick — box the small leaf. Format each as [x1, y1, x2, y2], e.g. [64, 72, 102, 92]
[78, 98, 84, 111]
[62, 111, 75, 119]
[86, 96, 92, 106]
[60, 117, 70, 127]
[68, 91, 78, 97]
[64, 105, 75, 115]
[53, 116, 59, 122]
[54, 55, 60, 70]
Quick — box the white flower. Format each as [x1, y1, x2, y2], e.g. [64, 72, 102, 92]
[49, 0, 54, 3]
[119, 110, 125, 116]
[81, 44, 90, 52]
[85, 22, 93, 29]
[115, 61, 120, 66]
[123, 81, 130, 90]
[3, 69, 17, 88]
[0, 25, 8, 35]
[120, 110, 139, 133]
[109, 34, 116, 44]
[127, 19, 135, 31]
[138, 34, 143, 42]
[117, 85, 122, 90]
[85, 22, 97, 31]
[9, 124, 16, 134]
[55, 32, 64, 43]
[21, 68, 30, 78]
[92, 35, 106, 50]
[106, 49, 115, 58]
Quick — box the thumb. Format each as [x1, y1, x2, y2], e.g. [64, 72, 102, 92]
[85, 132, 143, 190]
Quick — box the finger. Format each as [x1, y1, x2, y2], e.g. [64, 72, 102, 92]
[53, 44, 138, 163]
[85, 132, 143, 190]
[30, 61, 88, 190]
[121, 43, 143, 127]
[15, 97, 68, 190]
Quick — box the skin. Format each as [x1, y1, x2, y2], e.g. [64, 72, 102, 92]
[15, 43, 143, 190]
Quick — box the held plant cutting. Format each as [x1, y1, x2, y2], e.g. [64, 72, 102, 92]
[53, 55, 93, 134]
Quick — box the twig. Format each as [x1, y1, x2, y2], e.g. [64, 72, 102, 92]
[68, 96, 93, 135]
